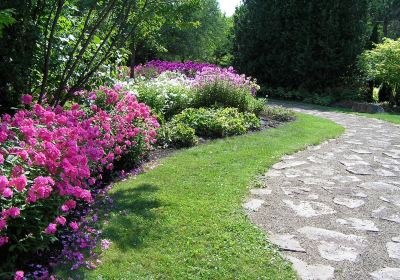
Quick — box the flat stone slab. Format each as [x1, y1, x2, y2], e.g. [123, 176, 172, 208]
[333, 197, 365, 209]
[359, 182, 399, 192]
[318, 241, 360, 262]
[298, 227, 366, 262]
[298, 226, 366, 244]
[372, 206, 400, 223]
[283, 200, 336, 217]
[351, 149, 372, 154]
[250, 188, 272, 196]
[286, 256, 335, 280]
[380, 195, 400, 207]
[370, 268, 400, 280]
[272, 161, 308, 170]
[346, 166, 375, 175]
[340, 160, 369, 167]
[336, 218, 379, 232]
[281, 187, 311, 196]
[299, 178, 335, 185]
[392, 236, 400, 243]
[384, 150, 400, 159]
[243, 199, 264, 211]
[269, 234, 306, 253]
[387, 242, 400, 260]
[375, 169, 397, 177]
[332, 175, 361, 183]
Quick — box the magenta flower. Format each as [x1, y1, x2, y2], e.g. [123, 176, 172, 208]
[14, 270, 24, 280]
[69, 221, 79, 231]
[4, 207, 20, 218]
[44, 223, 57, 235]
[0, 236, 9, 247]
[21, 94, 33, 105]
[0, 219, 6, 231]
[55, 216, 66, 226]
[2, 188, 13, 198]
[10, 175, 27, 192]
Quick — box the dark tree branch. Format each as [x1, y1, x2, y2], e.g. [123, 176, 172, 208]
[38, 0, 65, 104]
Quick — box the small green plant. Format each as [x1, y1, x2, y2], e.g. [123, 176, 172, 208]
[158, 123, 199, 148]
[261, 106, 296, 122]
[171, 107, 261, 138]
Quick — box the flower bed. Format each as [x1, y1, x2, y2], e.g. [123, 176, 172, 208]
[0, 87, 159, 278]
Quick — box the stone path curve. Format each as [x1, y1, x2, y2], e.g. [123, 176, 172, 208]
[245, 104, 400, 280]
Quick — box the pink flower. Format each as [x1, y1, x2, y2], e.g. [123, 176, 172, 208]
[14, 271, 24, 280]
[0, 176, 9, 192]
[10, 175, 27, 192]
[101, 239, 111, 250]
[0, 154, 4, 164]
[69, 221, 79, 231]
[4, 207, 20, 218]
[21, 94, 33, 105]
[44, 223, 57, 234]
[0, 219, 6, 231]
[2, 188, 13, 198]
[55, 216, 66, 226]
[0, 236, 9, 247]
[61, 200, 76, 212]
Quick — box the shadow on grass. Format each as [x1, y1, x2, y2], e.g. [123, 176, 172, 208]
[102, 183, 164, 251]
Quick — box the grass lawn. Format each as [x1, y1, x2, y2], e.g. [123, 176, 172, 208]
[61, 113, 343, 279]
[270, 99, 400, 125]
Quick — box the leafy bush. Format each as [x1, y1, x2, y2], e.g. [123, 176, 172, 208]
[158, 123, 199, 148]
[171, 108, 260, 138]
[0, 87, 159, 276]
[124, 71, 194, 119]
[359, 38, 400, 105]
[191, 67, 263, 114]
[261, 106, 296, 122]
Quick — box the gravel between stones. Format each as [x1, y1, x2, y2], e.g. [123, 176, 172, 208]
[245, 104, 400, 280]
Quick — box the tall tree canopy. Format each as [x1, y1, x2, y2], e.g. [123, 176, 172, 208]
[233, 0, 369, 91]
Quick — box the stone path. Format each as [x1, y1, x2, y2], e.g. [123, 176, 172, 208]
[245, 104, 400, 280]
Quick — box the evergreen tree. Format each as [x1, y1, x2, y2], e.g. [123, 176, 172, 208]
[234, 0, 369, 92]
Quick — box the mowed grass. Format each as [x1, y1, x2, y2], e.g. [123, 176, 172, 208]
[64, 114, 344, 280]
[270, 99, 400, 125]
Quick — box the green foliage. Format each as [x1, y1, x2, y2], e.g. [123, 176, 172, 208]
[171, 107, 260, 138]
[359, 38, 400, 104]
[261, 106, 296, 122]
[233, 0, 369, 93]
[158, 123, 199, 148]
[192, 81, 264, 115]
[266, 86, 370, 106]
[0, 9, 14, 37]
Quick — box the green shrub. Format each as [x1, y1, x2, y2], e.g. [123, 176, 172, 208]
[192, 81, 265, 115]
[158, 123, 199, 148]
[171, 107, 261, 138]
[261, 106, 296, 122]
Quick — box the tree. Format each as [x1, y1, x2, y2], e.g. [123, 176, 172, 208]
[0, 0, 198, 111]
[233, 0, 369, 93]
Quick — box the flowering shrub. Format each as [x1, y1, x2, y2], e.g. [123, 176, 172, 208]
[191, 67, 264, 115]
[134, 60, 218, 77]
[0, 87, 158, 276]
[125, 71, 194, 119]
